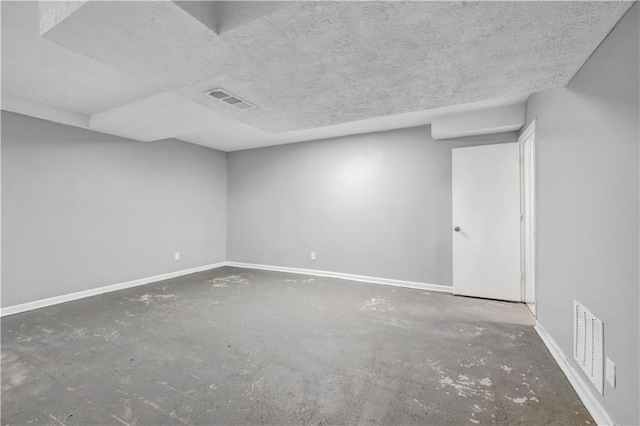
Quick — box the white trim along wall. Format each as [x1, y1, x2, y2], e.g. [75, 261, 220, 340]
[535, 322, 614, 425]
[0, 262, 226, 317]
[0, 262, 452, 317]
[226, 262, 452, 294]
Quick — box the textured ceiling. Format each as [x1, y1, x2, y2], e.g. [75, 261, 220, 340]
[1, 1, 633, 150]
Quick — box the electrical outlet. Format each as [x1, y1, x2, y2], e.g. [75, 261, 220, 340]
[174, 252, 180, 261]
[605, 358, 616, 388]
[310, 252, 316, 261]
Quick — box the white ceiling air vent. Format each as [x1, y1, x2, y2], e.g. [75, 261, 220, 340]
[206, 88, 257, 110]
[573, 300, 604, 394]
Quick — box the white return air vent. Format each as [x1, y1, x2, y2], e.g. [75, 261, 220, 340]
[206, 88, 257, 110]
[573, 300, 604, 394]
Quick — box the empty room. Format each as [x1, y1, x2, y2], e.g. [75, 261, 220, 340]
[1, 1, 638, 425]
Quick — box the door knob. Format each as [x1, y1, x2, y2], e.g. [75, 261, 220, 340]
[454, 226, 461, 232]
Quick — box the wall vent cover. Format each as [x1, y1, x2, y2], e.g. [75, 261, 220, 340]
[206, 88, 257, 110]
[573, 300, 604, 394]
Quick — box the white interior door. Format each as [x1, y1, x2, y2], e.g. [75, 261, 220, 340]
[452, 143, 521, 302]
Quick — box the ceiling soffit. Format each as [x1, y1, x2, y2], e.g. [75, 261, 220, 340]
[37, 1, 631, 138]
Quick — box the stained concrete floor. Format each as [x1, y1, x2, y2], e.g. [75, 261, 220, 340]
[2, 266, 593, 425]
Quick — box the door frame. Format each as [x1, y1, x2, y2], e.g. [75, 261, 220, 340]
[519, 120, 537, 315]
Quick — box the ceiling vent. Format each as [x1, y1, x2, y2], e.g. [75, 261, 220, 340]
[206, 88, 257, 110]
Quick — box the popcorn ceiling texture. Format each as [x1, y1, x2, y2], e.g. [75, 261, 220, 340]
[38, 1, 631, 134]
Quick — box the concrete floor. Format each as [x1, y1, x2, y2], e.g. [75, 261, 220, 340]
[2, 266, 593, 425]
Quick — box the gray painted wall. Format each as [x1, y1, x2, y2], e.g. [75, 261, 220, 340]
[227, 127, 517, 285]
[1, 111, 227, 308]
[523, 4, 639, 424]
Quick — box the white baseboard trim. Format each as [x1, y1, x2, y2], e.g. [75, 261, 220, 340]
[1, 261, 451, 316]
[0, 262, 227, 317]
[534, 321, 614, 426]
[226, 261, 452, 294]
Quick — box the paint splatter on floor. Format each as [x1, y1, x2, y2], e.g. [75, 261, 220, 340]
[128, 293, 177, 304]
[359, 297, 395, 312]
